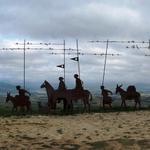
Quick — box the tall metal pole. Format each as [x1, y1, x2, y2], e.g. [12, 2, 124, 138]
[76, 39, 80, 78]
[102, 40, 109, 86]
[23, 40, 26, 89]
[63, 40, 66, 83]
[148, 39, 150, 49]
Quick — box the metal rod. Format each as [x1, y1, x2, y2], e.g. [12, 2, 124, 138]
[102, 40, 109, 86]
[23, 40, 26, 89]
[63, 40, 66, 83]
[76, 39, 80, 78]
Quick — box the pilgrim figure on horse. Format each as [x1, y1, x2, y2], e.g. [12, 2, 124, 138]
[16, 85, 31, 104]
[74, 74, 84, 96]
[40, 75, 92, 112]
[57, 77, 66, 91]
[5, 86, 31, 112]
[57, 77, 68, 109]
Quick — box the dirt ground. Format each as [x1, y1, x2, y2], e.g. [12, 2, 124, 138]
[0, 111, 150, 150]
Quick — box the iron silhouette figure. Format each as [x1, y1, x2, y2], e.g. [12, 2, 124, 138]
[16, 85, 31, 104]
[57, 77, 66, 91]
[116, 84, 141, 108]
[6, 92, 31, 112]
[40, 81, 56, 110]
[40, 80, 92, 112]
[74, 74, 84, 91]
[57, 77, 68, 110]
[100, 86, 113, 109]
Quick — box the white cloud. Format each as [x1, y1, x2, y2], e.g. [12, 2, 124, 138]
[0, 0, 150, 90]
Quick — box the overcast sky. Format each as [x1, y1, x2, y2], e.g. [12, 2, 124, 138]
[0, 0, 150, 91]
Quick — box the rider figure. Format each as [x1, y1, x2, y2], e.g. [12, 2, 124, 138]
[16, 85, 31, 101]
[58, 77, 66, 91]
[74, 74, 84, 91]
[101, 85, 112, 100]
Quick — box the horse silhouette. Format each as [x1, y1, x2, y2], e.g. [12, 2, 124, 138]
[116, 84, 141, 109]
[6, 92, 31, 112]
[40, 80, 92, 111]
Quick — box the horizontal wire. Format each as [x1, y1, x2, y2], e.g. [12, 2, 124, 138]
[89, 40, 149, 43]
[16, 42, 64, 45]
[0, 48, 77, 51]
[48, 52, 120, 56]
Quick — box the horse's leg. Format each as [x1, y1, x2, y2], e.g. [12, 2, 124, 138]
[83, 99, 86, 111]
[70, 100, 73, 112]
[66, 99, 73, 113]
[85, 97, 90, 112]
[29, 102, 32, 112]
[12, 107, 15, 112]
[26, 103, 31, 113]
[14, 105, 18, 112]
[63, 99, 65, 111]
[53, 101, 56, 110]
[103, 99, 105, 110]
[52, 101, 54, 109]
[135, 97, 141, 109]
[138, 97, 141, 109]
[134, 99, 137, 109]
[123, 99, 127, 107]
[109, 103, 112, 108]
[87, 100, 90, 112]
[121, 99, 123, 107]
[22, 106, 25, 112]
[51, 97, 56, 110]
[26, 97, 31, 113]
[67, 100, 71, 112]
[19, 106, 23, 113]
[109, 97, 112, 108]
[26, 105, 29, 112]
[63, 99, 67, 111]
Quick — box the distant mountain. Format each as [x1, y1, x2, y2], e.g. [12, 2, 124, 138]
[0, 81, 43, 94]
[0, 80, 150, 95]
[0, 81, 15, 94]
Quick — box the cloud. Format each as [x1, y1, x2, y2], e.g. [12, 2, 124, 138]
[0, 0, 148, 39]
[0, 0, 150, 90]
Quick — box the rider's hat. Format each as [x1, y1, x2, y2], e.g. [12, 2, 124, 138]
[59, 77, 64, 80]
[74, 74, 78, 78]
[16, 85, 21, 89]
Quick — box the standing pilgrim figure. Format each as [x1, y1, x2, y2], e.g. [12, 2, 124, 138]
[16, 85, 31, 98]
[100, 85, 113, 108]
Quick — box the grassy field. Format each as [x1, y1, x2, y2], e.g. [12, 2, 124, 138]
[1, 91, 150, 116]
[0, 98, 150, 117]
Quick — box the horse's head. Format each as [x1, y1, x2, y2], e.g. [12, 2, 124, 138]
[6, 92, 11, 103]
[40, 80, 54, 91]
[40, 80, 46, 88]
[116, 84, 123, 94]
